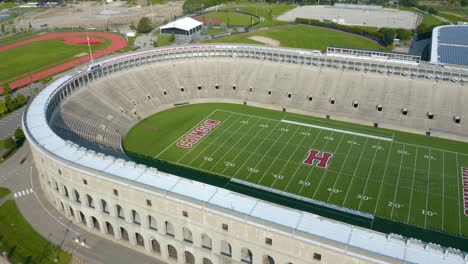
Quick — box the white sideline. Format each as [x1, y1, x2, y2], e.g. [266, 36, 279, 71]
[281, 120, 393, 141]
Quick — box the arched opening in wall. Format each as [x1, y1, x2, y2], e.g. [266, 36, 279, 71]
[148, 215, 157, 231]
[59, 201, 65, 212]
[105, 221, 114, 236]
[116, 204, 125, 220]
[201, 233, 212, 250]
[91, 216, 100, 231]
[167, 245, 178, 260]
[165, 221, 175, 237]
[241, 248, 253, 264]
[79, 211, 87, 225]
[263, 255, 275, 264]
[220, 240, 232, 257]
[101, 199, 109, 214]
[132, 210, 141, 225]
[64, 185, 69, 198]
[73, 189, 81, 203]
[202, 258, 213, 264]
[120, 227, 129, 241]
[135, 232, 145, 247]
[184, 251, 195, 264]
[86, 194, 95, 208]
[69, 206, 74, 217]
[151, 238, 161, 254]
[54, 181, 59, 191]
[183, 227, 193, 243]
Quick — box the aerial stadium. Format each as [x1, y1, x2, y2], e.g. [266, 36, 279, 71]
[23, 45, 468, 264]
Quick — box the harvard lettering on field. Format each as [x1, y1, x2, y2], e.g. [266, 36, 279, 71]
[462, 167, 468, 216]
[303, 149, 333, 168]
[177, 119, 221, 148]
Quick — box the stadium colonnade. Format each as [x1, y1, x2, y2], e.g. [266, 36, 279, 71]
[24, 45, 468, 264]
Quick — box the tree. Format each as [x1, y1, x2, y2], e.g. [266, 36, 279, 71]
[28, 22, 32, 29]
[207, 19, 213, 29]
[170, 34, 175, 42]
[14, 128, 25, 144]
[2, 83, 11, 95]
[15, 94, 27, 106]
[220, 22, 227, 30]
[428, 7, 438, 15]
[0, 100, 7, 115]
[4, 137, 16, 150]
[1, 24, 4, 33]
[137, 17, 152, 33]
[12, 26, 16, 33]
[462, 0, 467, 6]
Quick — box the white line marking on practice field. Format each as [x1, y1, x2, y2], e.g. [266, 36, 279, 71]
[424, 149, 432, 229]
[406, 147, 418, 224]
[281, 120, 393, 141]
[372, 142, 394, 216]
[455, 153, 462, 236]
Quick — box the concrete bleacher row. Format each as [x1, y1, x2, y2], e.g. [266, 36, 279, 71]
[49, 57, 468, 157]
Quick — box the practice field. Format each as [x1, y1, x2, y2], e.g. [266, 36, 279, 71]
[193, 12, 259, 27]
[0, 32, 127, 92]
[203, 25, 383, 51]
[124, 103, 468, 238]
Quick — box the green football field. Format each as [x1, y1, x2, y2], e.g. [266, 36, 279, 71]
[123, 103, 468, 237]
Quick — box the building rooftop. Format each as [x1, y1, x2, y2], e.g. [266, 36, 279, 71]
[160, 17, 202, 32]
[431, 25, 468, 67]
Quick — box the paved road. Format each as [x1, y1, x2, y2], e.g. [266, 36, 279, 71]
[0, 143, 165, 264]
[0, 83, 44, 139]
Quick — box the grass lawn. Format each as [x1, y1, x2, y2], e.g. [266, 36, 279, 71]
[0, 32, 41, 47]
[420, 14, 447, 27]
[433, 6, 468, 20]
[0, 37, 111, 83]
[219, 3, 294, 29]
[154, 34, 174, 47]
[0, 187, 10, 199]
[124, 103, 468, 239]
[198, 12, 259, 27]
[0, 2, 16, 11]
[0, 200, 71, 263]
[203, 25, 383, 51]
[438, 11, 468, 23]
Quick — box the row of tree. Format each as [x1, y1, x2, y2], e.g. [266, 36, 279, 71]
[0, 93, 28, 116]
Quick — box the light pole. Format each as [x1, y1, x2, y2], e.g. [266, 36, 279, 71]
[86, 28, 95, 65]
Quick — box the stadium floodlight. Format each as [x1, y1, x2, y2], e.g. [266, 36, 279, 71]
[85, 28, 95, 65]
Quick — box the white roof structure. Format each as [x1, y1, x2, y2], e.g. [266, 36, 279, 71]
[160, 17, 202, 32]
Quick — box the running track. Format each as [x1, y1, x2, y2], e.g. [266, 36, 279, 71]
[0, 32, 127, 92]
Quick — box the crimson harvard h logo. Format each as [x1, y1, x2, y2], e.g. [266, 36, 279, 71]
[303, 149, 333, 168]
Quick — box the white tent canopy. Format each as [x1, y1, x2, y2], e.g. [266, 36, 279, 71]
[161, 17, 202, 32]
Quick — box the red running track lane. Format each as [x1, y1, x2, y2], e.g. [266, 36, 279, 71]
[0, 32, 127, 92]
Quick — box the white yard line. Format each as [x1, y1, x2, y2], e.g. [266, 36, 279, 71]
[281, 120, 393, 141]
[155, 109, 219, 158]
[211, 118, 262, 173]
[390, 144, 406, 219]
[217, 109, 279, 122]
[193, 115, 253, 168]
[254, 126, 301, 184]
[341, 138, 369, 207]
[219, 119, 274, 175]
[184, 114, 243, 167]
[406, 147, 418, 224]
[442, 151, 445, 230]
[231, 121, 284, 178]
[372, 141, 394, 216]
[175, 113, 236, 163]
[270, 127, 315, 189]
[455, 153, 462, 236]
[357, 140, 381, 211]
[283, 130, 323, 192]
[326, 136, 357, 204]
[424, 148, 432, 229]
[310, 133, 345, 199]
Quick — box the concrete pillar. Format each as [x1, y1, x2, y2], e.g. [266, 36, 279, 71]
[192, 231, 202, 248]
[129, 230, 137, 246]
[144, 237, 152, 253]
[73, 209, 81, 224]
[142, 214, 150, 229]
[115, 225, 123, 240]
[86, 215, 94, 229]
[232, 244, 242, 263]
[160, 240, 169, 259]
[98, 218, 107, 235]
[252, 251, 263, 264]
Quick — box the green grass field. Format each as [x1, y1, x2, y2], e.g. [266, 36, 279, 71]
[420, 14, 447, 27]
[0, 187, 10, 199]
[154, 34, 174, 47]
[124, 103, 468, 238]
[203, 25, 383, 51]
[0, 38, 111, 83]
[219, 3, 293, 29]
[198, 12, 259, 27]
[0, 200, 71, 264]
